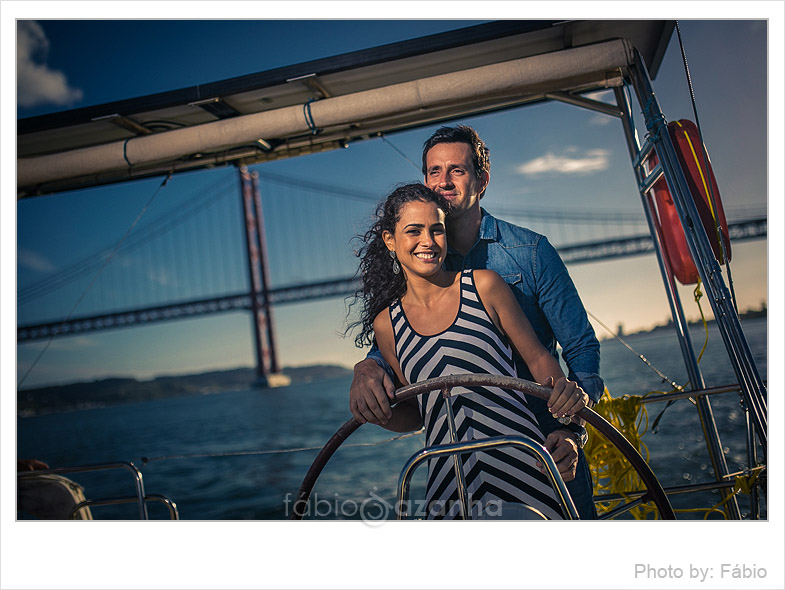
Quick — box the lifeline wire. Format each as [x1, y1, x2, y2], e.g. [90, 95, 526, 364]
[18, 174, 172, 388]
[675, 21, 739, 313]
[586, 309, 683, 392]
[140, 428, 425, 465]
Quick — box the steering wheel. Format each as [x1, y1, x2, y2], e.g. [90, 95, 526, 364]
[291, 374, 675, 520]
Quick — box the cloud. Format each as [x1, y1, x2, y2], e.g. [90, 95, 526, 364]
[588, 114, 613, 126]
[584, 90, 613, 102]
[21, 336, 97, 352]
[18, 247, 56, 273]
[17, 21, 83, 108]
[517, 148, 611, 176]
[147, 267, 172, 286]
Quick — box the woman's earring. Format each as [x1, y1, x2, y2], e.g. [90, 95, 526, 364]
[390, 251, 400, 275]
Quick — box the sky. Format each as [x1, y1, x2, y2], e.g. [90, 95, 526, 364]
[3, 3, 785, 588]
[7, 13, 776, 393]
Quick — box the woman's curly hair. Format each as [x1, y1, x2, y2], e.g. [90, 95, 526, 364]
[346, 183, 450, 347]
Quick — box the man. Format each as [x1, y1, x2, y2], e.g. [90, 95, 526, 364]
[349, 125, 603, 519]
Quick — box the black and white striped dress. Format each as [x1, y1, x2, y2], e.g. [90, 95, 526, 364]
[390, 269, 563, 519]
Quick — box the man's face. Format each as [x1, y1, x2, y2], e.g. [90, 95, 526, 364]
[423, 142, 488, 219]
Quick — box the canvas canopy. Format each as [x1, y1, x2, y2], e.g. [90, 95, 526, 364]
[17, 20, 673, 197]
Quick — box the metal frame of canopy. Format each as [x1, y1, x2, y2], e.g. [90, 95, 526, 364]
[17, 20, 767, 518]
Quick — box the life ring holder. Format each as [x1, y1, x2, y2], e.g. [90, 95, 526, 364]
[291, 374, 675, 520]
[650, 119, 732, 285]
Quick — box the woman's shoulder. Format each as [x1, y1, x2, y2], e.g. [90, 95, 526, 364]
[372, 305, 398, 355]
[372, 306, 394, 333]
[471, 269, 505, 288]
[471, 270, 511, 311]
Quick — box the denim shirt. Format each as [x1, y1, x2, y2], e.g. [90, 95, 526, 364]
[367, 209, 604, 403]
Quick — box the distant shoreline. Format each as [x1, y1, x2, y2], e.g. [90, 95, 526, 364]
[18, 309, 766, 417]
[599, 306, 767, 340]
[17, 364, 353, 417]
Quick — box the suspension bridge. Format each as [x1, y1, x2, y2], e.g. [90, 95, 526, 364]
[15, 20, 769, 391]
[17, 164, 767, 385]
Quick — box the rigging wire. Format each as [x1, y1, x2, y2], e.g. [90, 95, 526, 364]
[18, 173, 231, 304]
[260, 171, 381, 203]
[261, 168, 702, 223]
[140, 428, 424, 465]
[675, 21, 740, 313]
[380, 134, 422, 173]
[586, 310, 688, 434]
[586, 309, 683, 392]
[19, 160, 758, 309]
[490, 204, 646, 225]
[18, 174, 172, 388]
[378, 131, 645, 229]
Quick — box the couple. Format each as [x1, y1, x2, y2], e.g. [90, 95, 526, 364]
[347, 125, 603, 519]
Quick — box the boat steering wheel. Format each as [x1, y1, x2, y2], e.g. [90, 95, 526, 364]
[291, 374, 675, 520]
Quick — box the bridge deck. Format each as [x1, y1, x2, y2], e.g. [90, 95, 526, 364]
[17, 218, 766, 342]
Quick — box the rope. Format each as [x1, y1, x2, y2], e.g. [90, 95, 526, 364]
[668, 467, 765, 519]
[705, 468, 764, 518]
[582, 304, 702, 518]
[689, 467, 764, 520]
[585, 299, 760, 519]
[303, 99, 320, 135]
[691, 280, 710, 364]
[123, 139, 133, 167]
[642, 93, 667, 139]
[675, 23, 721, 248]
[18, 174, 172, 388]
[139, 428, 424, 465]
[585, 388, 659, 519]
[649, 280, 710, 433]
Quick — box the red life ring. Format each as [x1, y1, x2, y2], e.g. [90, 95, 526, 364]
[650, 119, 731, 285]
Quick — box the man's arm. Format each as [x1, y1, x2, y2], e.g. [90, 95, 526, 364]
[349, 343, 396, 425]
[364, 344, 394, 378]
[534, 236, 604, 404]
[523, 236, 601, 481]
[349, 338, 421, 432]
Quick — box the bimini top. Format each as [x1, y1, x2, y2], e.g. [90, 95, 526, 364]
[17, 20, 674, 197]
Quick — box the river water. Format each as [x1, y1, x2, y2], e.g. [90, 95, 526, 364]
[17, 317, 767, 520]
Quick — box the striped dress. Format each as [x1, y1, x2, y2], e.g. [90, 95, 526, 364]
[390, 269, 563, 519]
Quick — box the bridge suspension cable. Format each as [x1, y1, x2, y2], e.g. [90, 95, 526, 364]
[259, 169, 764, 225]
[18, 174, 172, 388]
[18, 173, 233, 305]
[18, 167, 766, 311]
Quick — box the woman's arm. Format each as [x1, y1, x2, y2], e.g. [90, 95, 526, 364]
[367, 311, 424, 432]
[474, 270, 588, 418]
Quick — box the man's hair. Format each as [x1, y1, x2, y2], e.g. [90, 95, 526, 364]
[421, 125, 490, 179]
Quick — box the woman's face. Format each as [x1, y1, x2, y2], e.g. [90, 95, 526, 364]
[383, 199, 447, 278]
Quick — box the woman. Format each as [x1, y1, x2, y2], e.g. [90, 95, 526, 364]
[349, 184, 589, 519]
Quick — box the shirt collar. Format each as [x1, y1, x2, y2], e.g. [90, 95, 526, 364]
[478, 208, 499, 242]
[446, 208, 499, 260]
